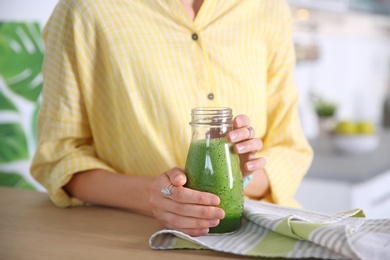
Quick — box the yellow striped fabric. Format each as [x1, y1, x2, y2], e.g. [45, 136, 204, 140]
[31, 0, 313, 208]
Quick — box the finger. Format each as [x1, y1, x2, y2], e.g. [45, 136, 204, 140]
[163, 167, 186, 186]
[234, 138, 263, 155]
[233, 114, 250, 129]
[169, 186, 221, 206]
[243, 157, 267, 172]
[228, 125, 256, 143]
[234, 126, 255, 140]
[163, 211, 221, 230]
[164, 199, 225, 220]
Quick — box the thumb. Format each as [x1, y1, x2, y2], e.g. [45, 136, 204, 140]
[164, 167, 187, 186]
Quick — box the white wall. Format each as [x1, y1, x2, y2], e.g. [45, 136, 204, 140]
[0, 0, 58, 27]
[293, 9, 390, 138]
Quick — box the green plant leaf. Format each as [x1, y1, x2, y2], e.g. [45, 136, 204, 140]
[0, 123, 29, 163]
[0, 171, 36, 190]
[314, 99, 337, 118]
[0, 91, 18, 111]
[0, 22, 43, 102]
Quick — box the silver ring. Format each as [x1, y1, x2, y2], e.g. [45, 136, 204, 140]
[246, 126, 254, 139]
[161, 184, 174, 199]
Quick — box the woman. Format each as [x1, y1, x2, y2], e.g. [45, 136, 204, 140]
[31, 0, 313, 237]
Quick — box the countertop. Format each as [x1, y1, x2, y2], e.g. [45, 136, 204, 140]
[0, 187, 318, 260]
[306, 129, 390, 183]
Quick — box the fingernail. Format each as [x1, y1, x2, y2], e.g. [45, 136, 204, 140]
[209, 219, 219, 226]
[210, 197, 220, 205]
[199, 228, 209, 235]
[214, 209, 225, 219]
[229, 132, 238, 141]
[174, 175, 185, 183]
[236, 144, 244, 152]
[247, 163, 254, 170]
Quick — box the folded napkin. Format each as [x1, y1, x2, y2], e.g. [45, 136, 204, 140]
[149, 199, 390, 259]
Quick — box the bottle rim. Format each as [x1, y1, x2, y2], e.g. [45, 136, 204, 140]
[191, 107, 232, 115]
[190, 107, 233, 127]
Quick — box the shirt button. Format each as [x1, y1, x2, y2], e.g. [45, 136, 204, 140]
[192, 33, 198, 40]
[207, 93, 214, 100]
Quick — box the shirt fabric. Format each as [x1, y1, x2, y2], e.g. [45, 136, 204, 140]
[31, 0, 313, 208]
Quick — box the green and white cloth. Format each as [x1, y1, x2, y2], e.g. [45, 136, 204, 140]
[149, 199, 390, 259]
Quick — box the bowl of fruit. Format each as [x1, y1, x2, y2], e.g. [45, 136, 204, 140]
[331, 120, 379, 155]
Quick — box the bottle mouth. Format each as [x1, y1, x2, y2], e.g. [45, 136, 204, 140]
[191, 107, 232, 115]
[190, 107, 233, 127]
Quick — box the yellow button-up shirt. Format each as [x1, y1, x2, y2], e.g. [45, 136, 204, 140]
[31, 0, 313, 208]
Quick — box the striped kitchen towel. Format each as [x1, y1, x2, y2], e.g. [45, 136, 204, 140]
[149, 199, 390, 259]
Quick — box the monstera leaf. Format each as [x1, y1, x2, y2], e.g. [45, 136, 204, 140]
[0, 22, 43, 102]
[0, 123, 29, 163]
[0, 171, 35, 190]
[0, 91, 18, 111]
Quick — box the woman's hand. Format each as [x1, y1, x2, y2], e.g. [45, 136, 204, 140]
[227, 114, 269, 199]
[149, 167, 225, 237]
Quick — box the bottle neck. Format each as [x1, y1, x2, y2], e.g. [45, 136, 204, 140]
[190, 107, 233, 141]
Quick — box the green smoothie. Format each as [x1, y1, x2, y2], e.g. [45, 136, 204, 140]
[184, 137, 243, 234]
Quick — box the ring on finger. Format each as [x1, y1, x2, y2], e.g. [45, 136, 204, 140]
[161, 183, 174, 199]
[246, 126, 254, 139]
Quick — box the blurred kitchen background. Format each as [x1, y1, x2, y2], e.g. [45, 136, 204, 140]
[287, 0, 390, 219]
[0, 0, 389, 218]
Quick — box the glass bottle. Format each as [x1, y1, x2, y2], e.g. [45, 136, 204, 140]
[184, 107, 243, 234]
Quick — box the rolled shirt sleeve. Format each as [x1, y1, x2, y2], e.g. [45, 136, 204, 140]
[30, 1, 115, 207]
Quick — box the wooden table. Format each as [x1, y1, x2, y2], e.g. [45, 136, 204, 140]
[0, 187, 302, 260]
